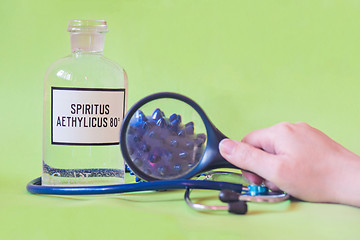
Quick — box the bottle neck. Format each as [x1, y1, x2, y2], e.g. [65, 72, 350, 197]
[70, 32, 105, 54]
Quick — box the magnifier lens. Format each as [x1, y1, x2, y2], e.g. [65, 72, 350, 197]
[124, 98, 207, 180]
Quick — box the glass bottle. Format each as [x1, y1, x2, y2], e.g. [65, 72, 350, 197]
[42, 20, 127, 185]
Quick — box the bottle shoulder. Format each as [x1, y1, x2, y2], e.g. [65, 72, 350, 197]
[45, 54, 125, 74]
[45, 55, 72, 75]
[44, 54, 127, 88]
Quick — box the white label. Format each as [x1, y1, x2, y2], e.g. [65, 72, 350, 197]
[51, 87, 126, 145]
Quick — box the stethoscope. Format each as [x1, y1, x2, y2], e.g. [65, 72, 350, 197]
[27, 92, 290, 214]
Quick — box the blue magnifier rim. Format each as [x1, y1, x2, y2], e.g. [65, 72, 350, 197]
[120, 92, 236, 182]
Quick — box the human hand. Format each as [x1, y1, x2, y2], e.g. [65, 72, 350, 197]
[219, 122, 360, 207]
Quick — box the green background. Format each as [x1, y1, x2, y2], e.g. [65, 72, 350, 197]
[1, 0, 359, 239]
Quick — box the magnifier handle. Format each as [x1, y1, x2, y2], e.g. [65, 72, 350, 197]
[206, 122, 256, 174]
[202, 121, 240, 170]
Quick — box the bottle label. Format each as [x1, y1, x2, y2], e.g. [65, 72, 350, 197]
[51, 87, 126, 145]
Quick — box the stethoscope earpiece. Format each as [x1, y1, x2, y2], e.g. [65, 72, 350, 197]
[228, 201, 248, 215]
[219, 189, 241, 202]
[219, 189, 248, 215]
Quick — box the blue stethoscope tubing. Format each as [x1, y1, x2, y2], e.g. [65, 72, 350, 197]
[26, 177, 243, 195]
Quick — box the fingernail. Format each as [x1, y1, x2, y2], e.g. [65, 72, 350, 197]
[219, 139, 237, 157]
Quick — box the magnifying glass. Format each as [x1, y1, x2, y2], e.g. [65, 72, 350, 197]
[120, 92, 239, 182]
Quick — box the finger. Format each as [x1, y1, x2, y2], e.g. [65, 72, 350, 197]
[263, 180, 281, 191]
[242, 127, 277, 154]
[219, 139, 279, 181]
[242, 171, 264, 185]
[243, 171, 281, 191]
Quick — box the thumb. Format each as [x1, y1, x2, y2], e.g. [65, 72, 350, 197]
[219, 139, 278, 180]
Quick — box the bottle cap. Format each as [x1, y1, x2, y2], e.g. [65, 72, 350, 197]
[67, 20, 108, 33]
